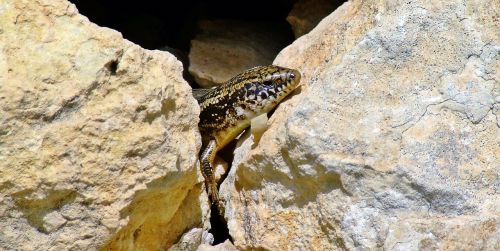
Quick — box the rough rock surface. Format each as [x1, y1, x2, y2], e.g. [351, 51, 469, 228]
[188, 20, 289, 88]
[286, 0, 339, 38]
[168, 228, 215, 251]
[0, 0, 205, 250]
[197, 240, 239, 251]
[221, 0, 499, 250]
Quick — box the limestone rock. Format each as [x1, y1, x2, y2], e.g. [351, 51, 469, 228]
[188, 20, 289, 87]
[286, 0, 339, 38]
[168, 228, 214, 251]
[0, 0, 205, 250]
[197, 240, 238, 251]
[221, 0, 500, 250]
[158, 45, 195, 86]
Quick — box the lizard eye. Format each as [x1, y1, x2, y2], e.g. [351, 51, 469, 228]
[289, 73, 295, 80]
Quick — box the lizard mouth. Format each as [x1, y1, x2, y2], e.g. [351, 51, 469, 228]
[280, 68, 301, 92]
[288, 69, 301, 86]
[279, 68, 301, 94]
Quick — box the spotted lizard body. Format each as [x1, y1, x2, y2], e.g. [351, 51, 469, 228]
[193, 65, 301, 211]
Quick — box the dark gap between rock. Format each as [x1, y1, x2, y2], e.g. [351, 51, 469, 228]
[209, 204, 232, 245]
[69, 0, 296, 89]
[209, 139, 237, 244]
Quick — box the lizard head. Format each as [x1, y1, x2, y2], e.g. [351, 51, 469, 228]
[239, 65, 301, 113]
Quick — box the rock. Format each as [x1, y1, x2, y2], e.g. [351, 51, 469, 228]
[214, 157, 229, 183]
[383, 216, 500, 250]
[197, 240, 238, 251]
[168, 228, 211, 251]
[286, 0, 340, 38]
[0, 0, 205, 250]
[42, 211, 67, 233]
[188, 20, 289, 87]
[158, 45, 195, 86]
[220, 0, 500, 249]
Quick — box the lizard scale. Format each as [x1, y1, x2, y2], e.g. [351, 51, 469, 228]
[193, 65, 301, 212]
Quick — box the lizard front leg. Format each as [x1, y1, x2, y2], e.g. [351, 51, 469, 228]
[200, 139, 223, 209]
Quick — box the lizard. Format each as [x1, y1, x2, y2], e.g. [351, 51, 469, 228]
[192, 65, 301, 212]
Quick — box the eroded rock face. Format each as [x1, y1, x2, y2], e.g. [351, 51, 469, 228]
[197, 240, 239, 251]
[0, 0, 205, 250]
[221, 0, 499, 249]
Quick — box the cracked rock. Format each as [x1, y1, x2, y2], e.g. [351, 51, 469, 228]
[220, 0, 499, 250]
[42, 211, 67, 233]
[0, 0, 203, 250]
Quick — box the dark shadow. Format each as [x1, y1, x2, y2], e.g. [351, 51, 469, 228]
[68, 0, 296, 89]
[235, 148, 350, 208]
[209, 203, 233, 245]
[205, 139, 237, 244]
[69, 0, 295, 50]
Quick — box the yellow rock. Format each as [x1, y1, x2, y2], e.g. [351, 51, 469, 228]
[0, 0, 204, 250]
